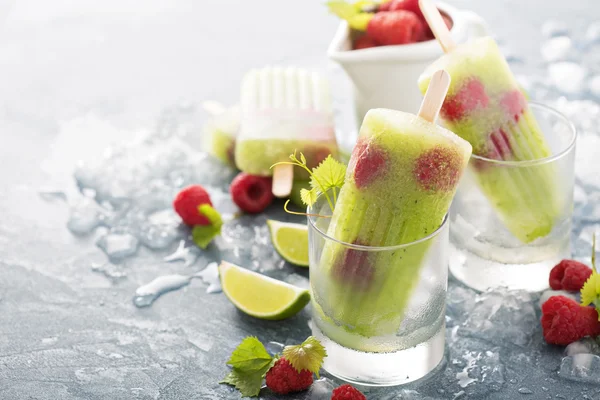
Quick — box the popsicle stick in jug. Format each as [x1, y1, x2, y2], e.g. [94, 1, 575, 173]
[418, 69, 451, 123]
[419, 0, 456, 53]
[272, 164, 294, 198]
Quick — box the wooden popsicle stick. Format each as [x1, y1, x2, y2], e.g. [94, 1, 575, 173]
[418, 70, 451, 123]
[419, 0, 456, 53]
[272, 164, 294, 198]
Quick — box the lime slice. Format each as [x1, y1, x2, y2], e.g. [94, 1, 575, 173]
[219, 261, 310, 320]
[267, 220, 309, 267]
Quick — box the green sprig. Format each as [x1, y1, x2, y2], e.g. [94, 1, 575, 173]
[271, 152, 346, 215]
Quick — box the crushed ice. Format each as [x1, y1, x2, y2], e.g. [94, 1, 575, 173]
[196, 262, 221, 293]
[133, 274, 194, 308]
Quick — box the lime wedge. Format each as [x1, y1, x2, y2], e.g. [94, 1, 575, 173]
[267, 220, 309, 267]
[219, 261, 310, 320]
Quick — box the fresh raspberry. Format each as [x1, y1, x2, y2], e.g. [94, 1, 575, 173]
[173, 185, 213, 226]
[414, 147, 463, 192]
[351, 139, 387, 189]
[383, 0, 423, 19]
[549, 260, 593, 291]
[378, 1, 392, 12]
[265, 358, 313, 394]
[367, 10, 425, 46]
[332, 240, 374, 291]
[331, 384, 367, 400]
[230, 173, 273, 214]
[441, 79, 489, 122]
[354, 34, 378, 50]
[541, 296, 600, 346]
[500, 90, 527, 123]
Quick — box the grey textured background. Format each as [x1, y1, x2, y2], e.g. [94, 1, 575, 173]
[1, 1, 599, 399]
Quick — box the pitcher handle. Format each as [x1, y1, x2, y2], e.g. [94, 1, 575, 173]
[459, 10, 489, 38]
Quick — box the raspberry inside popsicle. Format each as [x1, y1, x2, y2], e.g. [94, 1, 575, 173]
[314, 107, 472, 340]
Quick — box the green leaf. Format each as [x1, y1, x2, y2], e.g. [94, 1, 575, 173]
[220, 337, 276, 397]
[326, 1, 357, 20]
[198, 204, 223, 228]
[300, 188, 319, 208]
[581, 235, 600, 320]
[220, 370, 264, 398]
[227, 337, 273, 371]
[309, 155, 347, 194]
[282, 336, 327, 378]
[326, 1, 372, 31]
[191, 205, 223, 249]
[347, 13, 373, 30]
[300, 152, 307, 165]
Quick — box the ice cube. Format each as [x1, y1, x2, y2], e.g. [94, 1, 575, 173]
[541, 20, 569, 37]
[135, 209, 181, 250]
[541, 36, 572, 62]
[461, 290, 537, 347]
[265, 341, 285, 356]
[565, 338, 600, 357]
[192, 153, 236, 190]
[164, 240, 200, 266]
[585, 21, 600, 43]
[206, 187, 240, 219]
[590, 75, 600, 98]
[446, 284, 477, 324]
[96, 229, 140, 261]
[67, 197, 107, 235]
[196, 262, 221, 294]
[217, 216, 284, 273]
[548, 62, 587, 94]
[574, 225, 599, 258]
[559, 354, 600, 383]
[575, 134, 600, 189]
[307, 378, 335, 400]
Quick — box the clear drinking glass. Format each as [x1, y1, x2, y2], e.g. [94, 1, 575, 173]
[449, 102, 577, 292]
[308, 196, 449, 386]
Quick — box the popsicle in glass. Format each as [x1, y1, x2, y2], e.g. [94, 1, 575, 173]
[313, 71, 472, 339]
[417, 0, 560, 243]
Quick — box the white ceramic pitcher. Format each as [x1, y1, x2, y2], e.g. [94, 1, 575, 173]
[328, 2, 488, 120]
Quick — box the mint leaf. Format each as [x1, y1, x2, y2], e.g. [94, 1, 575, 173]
[192, 205, 223, 249]
[282, 336, 327, 378]
[227, 337, 273, 371]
